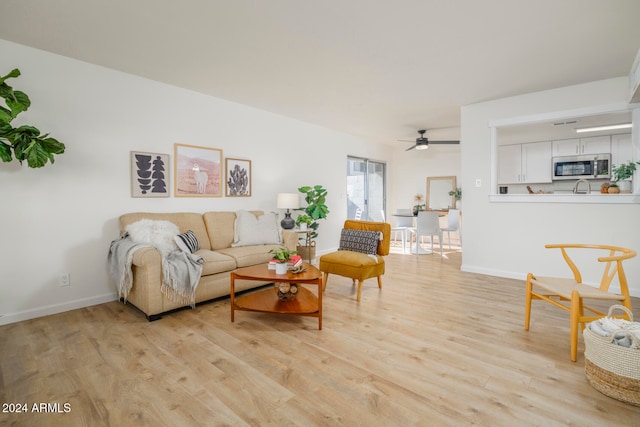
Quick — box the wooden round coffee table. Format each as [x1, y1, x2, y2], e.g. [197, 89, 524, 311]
[230, 262, 323, 329]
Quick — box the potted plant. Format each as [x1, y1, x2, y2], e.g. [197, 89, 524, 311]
[412, 194, 425, 216]
[295, 213, 313, 231]
[0, 69, 66, 168]
[611, 161, 640, 193]
[448, 187, 462, 209]
[296, 185, 329, 260]
[608, 182, 620, 194]
[269, 248, 297, 274]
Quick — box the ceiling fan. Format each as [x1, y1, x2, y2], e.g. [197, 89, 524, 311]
[400, 130, 460, 151]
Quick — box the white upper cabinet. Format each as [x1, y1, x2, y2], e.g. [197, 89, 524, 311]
[522, 141, 552, 183]
[552, 136, 611, 156]
[611, 133, 633, 166]
[498, 141, 552, 184]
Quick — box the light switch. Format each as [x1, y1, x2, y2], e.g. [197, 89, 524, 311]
[475, 179, 481, 188]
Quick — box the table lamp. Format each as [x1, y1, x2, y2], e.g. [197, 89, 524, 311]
[277, 193, 299, 229]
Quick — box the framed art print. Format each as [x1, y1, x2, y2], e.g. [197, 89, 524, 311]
[131, 151, 170, 197]
[174, 144, 223, 197]
[225, 158, 252, 197]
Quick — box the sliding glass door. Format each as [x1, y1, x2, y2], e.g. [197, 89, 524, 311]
[346, 156, 386, 221]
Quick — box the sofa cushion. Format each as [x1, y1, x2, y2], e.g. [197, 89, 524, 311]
[231, 210, 281, 247]
[196, 250, 237, 276]
[217, 244, 284, 268]
[203, 211, 264, 250]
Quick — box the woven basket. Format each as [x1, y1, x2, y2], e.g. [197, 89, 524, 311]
[583, 305, 640, 406]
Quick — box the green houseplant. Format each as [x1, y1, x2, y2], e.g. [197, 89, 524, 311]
[295, 213, 313, 230]
[0, 69, 65, 168]
[268, 247, 297, 263]
[448, 187, 462, 201]
[612, 161, 640, 193]
[296, 185, 329, 260]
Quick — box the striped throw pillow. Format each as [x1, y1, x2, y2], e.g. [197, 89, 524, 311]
[174, 230, 200, 253]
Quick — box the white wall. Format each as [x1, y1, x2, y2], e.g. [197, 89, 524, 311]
[389, 144, 461, 214]
[0, 40, 393, 324]
[460, 77, 640, 296]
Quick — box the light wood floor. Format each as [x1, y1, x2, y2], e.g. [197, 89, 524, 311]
[2, 249, 639, 426]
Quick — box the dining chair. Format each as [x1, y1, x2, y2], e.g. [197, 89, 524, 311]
[441, 209, 461, 249]
[390, 209, 413, 253]
[408, 211, 442, 257]
[524, 244, 636, 361]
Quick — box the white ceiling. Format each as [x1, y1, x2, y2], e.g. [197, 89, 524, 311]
[1, 0, 639, 146]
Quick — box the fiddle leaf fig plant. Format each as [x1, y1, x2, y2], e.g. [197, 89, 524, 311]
[0, 68, 65, 168]
[297, 185, 329, 239]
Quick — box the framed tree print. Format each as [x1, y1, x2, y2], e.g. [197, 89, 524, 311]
[225, 158, 252, 197]
[131, 151, 170, 197]
[174, 144, 223, 197]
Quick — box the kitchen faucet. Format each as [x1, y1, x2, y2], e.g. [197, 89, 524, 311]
[573, 179, 591, 194]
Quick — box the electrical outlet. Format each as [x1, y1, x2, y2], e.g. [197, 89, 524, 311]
[59, 273, 70, 287]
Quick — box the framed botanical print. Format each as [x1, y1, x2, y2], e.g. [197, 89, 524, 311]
[174, 144, 223, 197]
[225, 158, 252, 197]
[131, 151, 170, 197]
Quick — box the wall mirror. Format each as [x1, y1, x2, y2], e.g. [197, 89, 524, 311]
[427, 176, 457, 210]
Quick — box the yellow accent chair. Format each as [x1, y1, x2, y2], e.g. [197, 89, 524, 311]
[525, 244, 636, 361]
[319, 220, 391, 302]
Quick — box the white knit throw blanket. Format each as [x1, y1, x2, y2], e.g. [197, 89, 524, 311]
[108, 234, 203, 307]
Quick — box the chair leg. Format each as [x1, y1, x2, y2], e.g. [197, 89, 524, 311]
[377, 276, 382, 289]
[356, 279, 364, 302]
[570, 290, 581, 362]
[322, 272, 329, 292]
[524, 273, 534, 331]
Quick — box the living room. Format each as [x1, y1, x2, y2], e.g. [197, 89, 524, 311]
[2, 1, 640, 425]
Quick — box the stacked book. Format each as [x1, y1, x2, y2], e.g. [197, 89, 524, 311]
[268, 255, 302, 270]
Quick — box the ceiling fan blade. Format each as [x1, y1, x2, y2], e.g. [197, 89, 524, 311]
[397, 139, 415, 143]
[405, 145, 417, 151]
[429, 140, 460, 145]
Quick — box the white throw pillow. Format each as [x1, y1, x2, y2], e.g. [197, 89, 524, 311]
[232, 210, 281, 247]
[126, 219, 180, 252]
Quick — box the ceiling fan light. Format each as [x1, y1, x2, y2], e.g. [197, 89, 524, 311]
[415, 144, 428, 150]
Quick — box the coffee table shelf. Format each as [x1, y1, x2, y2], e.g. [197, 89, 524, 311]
[230, 262, 323, 329]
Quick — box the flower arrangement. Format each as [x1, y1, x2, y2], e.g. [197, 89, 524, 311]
[413, 194, 425, 215]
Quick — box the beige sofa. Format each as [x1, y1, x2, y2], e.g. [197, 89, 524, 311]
[118, 211, 297, 320]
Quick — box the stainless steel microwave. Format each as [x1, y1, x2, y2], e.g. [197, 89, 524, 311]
[552, 154, 611, 180]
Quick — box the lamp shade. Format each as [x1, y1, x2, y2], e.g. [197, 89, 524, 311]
[277, 193, 300, 209]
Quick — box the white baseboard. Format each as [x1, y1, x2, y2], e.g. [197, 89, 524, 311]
[461, 264, 640, 298]
[0, 293, 119, 326]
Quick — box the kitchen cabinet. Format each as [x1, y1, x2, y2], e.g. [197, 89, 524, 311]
[552, 136, 610, 156]
[611, 133, 633, 166]
[498, 141, 552, 184]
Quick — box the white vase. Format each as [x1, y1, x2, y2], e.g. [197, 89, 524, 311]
[299, 223, 307, 231]
[617, 180, 632, 193]
[275, 263, 288, 274]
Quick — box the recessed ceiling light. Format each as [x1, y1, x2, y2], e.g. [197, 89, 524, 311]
[575, 123, 632, 133]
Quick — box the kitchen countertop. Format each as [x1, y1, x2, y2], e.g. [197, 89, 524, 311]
[490, 193, 639, 204]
